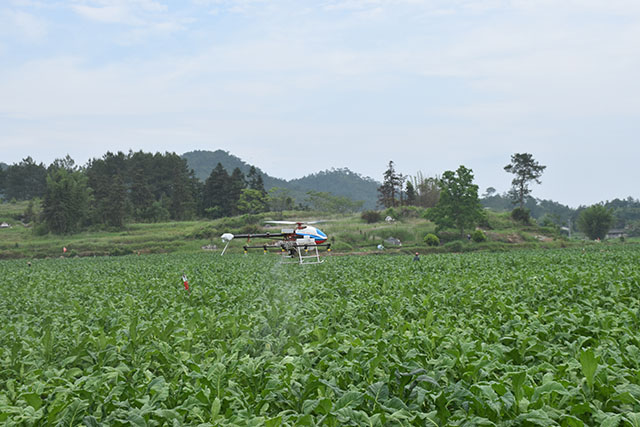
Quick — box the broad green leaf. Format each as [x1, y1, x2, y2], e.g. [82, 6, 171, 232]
[265, 415, 282, 427]
[531, 381, 566, 403]
[600, 414, 622, 427]
[515, 409, 555, 426]
[21, 392, 42, 410]
[335, 391, 364, 410]
[624, 413, 640, 427]
[83, 416, 101, 427]
[210, 397, 221, 422]
[579, 348, 598, 389]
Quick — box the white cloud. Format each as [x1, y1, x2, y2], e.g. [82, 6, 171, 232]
[70, 0, 168, 25]
[0, 9, 48, 42]
[2, 0, 640, 205]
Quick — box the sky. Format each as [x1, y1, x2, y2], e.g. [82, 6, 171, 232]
[1, 0, 639, 207]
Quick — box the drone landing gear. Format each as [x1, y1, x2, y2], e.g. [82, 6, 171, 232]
[280, 245, 324, 265]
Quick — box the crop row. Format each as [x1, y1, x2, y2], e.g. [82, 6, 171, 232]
[1, 247, 640, 425]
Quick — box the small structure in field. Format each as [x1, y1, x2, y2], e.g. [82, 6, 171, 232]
[384, 237, 402, 246]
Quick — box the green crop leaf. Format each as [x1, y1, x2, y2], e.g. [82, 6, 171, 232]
[265, 415, 282, 427]
[210, 397, 221, 422]
[21, 392, 42, 410]
[531, 381, 567, 403]
[302, 399, 319, 415]
[561, 415, 584, 427]
[83, 416, 102, 427]
[624, 413, 640, 427]
[335, 391, 364, 410]
[55, 399, 89, 426]
[600, 414, 622, 427]
[511, 371, 526, 401]
[579, 348, 598, 389]
[127, 413, 147, 427]
[515, 409, 555, 426]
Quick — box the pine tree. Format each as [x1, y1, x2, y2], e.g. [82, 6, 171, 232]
[4, 157, 47, 200]
[228, 167, 246, 215]
[203, 163, 231, 218]
[377, 161, 403, 208]
[504, 153, 546, 209]
[247, 166, 266, 195]
[405, 181, 417, 206]
[42, 169, 91, 234]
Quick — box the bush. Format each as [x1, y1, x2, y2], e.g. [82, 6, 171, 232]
[435, 231, 459, 244]
[397, 206, 424, 219]
[361, 210, 381, 224]
[109, 247, 133, 256]
[32, 222, 49, 236]
[383, 207, 398, 220]
[424, 233, 440, 247]
[442, 240, 464, 252]
[511, 207, 530, 224]
[472, 229, 487, 243]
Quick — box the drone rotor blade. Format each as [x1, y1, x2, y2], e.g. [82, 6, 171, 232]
[265, 220, 298, 225]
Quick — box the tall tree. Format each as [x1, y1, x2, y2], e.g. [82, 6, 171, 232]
[409, 171, 440, 208]
[268, 187, 295, 217]
[427, 165, 483, 237]
[42, 168, 91, 234]
[0, 165, 6, 196]
[105, 175, 128, 228]
[4, 157, 47, 200]
[577, 204, 614, 240]
[504, 153, 546, 209]
[237, 188, 268, 214]
[203, 163, 231, 218]
[86, 151, 129, 227]
[378, 161, 402, 208]
[228, 167, 246, 215]
[405, 181, 417, 206]
[246, 166, 266, 195]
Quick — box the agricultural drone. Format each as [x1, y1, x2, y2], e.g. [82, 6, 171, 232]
[220, 221, 331, 264]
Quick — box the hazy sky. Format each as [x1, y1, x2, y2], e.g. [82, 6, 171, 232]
[1, 0, 639, 207]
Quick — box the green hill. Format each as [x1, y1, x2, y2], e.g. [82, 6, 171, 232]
[181, 150, 379, 210]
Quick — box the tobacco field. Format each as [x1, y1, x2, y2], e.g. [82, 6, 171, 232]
[1, 246, 640, 426]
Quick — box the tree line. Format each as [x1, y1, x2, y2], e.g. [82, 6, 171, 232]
[375, 153, 640, 240]
[0, 151, 365, 234]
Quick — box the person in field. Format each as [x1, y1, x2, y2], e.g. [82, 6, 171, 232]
[413, 252, 420, 261]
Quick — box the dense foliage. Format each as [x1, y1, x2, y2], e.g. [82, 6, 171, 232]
[426, 166, 484, 236]
[2, 247, 640, 425]
[577, 205, 615, 240]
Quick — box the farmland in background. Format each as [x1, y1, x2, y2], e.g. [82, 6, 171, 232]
[1, 202, 620, 259]
[2, 247, 640, 425]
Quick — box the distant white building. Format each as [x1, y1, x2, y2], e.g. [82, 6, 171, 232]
[607, 229, 627, 239]
[0, 222, 10, 229]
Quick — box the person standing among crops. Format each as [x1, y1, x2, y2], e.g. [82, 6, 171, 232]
[413, 252, 420, 261]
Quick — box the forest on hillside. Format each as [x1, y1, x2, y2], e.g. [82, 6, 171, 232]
[0, 151, 365, 234]
[1, 151, 640, 237]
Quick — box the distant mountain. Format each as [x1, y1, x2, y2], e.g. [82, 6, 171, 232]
[0, 162, 8, 171]
[181, 150, 379, 210]
[287, 168, 379, 210]
[181, 149, 289, 189]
